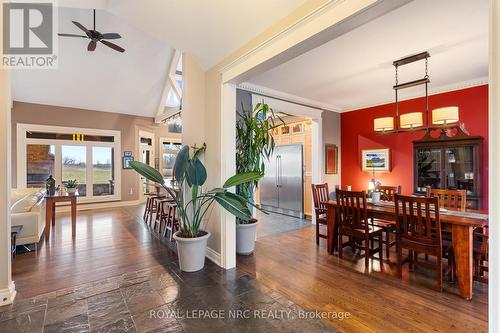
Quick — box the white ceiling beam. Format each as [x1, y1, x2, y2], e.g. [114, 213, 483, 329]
[155, 49, 182, 123]
[56, 0, 108, 10]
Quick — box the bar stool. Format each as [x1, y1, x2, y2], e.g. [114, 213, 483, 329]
[154, 198, 176, 232]
[163, 201, 179, 241]
[144, 195, 166, 225]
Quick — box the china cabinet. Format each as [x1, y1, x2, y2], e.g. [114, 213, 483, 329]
[413, 127, 483, 209]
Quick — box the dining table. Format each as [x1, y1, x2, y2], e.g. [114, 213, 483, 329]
[325, 199, 488, 300]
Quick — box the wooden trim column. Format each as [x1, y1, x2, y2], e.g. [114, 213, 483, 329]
[489, 0, 499, 330]
[0, 54, 15, 305]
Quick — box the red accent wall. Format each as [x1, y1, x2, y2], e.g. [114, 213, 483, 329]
[340, 85, 489, 210]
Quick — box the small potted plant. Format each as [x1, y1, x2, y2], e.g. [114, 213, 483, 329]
[130, 143, 262, 272]
[65, 179, 78, 195]
[235, 102, 283, 255]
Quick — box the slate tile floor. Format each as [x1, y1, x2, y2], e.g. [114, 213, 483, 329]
[0, 260, 337, 333]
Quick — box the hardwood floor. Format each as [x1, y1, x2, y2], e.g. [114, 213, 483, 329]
[12, 206, 177, 299]
[237, 226, 488, 333]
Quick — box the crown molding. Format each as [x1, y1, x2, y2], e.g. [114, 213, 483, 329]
[340, 77, 488, 113]
[238, 82, 340, 112]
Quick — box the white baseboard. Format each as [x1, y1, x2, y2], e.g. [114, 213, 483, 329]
[56, 199, 144, 213]
[206, 247, 222, 267]
[0, 282, 16, 306]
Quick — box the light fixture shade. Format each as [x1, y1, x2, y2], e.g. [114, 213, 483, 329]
[432, 106, 459, 125]
[374, 117, 394, 132]
[400, 112, 423, 129]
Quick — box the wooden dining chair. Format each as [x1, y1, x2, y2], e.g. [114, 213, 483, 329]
[394, 194, 453, 291]
[312, 183, 329, 245]
[370, 185, 401, 261]
[376, 185, 401, 201]
[473, 226, 488, 284]
[336, 189, 383, 270]
[426, 187, 467, 211]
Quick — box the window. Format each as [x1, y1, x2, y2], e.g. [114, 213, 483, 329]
[93, 147, 114, 196]
[62, 145, 87, 196]
[26, 144, 55, 188]
[18, 124, 121, 203]
[161, 140, 181, 178]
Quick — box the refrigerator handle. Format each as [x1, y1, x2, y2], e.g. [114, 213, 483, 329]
[276, 156, 279, 187]
[277, 156, 282, 187]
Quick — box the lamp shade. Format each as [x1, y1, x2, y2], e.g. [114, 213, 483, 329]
[374, 117, 394, 132]
[400, 112, 423, 129]
[432, 106, 459, 125]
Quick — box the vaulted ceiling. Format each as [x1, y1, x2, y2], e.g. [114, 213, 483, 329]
[12, 0, 308, 116]
[247, 0, 489, 112]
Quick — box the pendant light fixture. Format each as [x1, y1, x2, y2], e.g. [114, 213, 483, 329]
[374, 51, 461, 135]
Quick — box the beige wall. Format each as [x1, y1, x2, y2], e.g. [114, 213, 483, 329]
[11, 101, 173, 201]
[322, 111, 341, 189]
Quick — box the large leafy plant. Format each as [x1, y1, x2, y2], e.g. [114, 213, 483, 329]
[236, 102, 283, 223]
[130, 143, 262, 238]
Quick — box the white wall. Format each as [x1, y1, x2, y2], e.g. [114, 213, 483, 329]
[0, 67, 15, 305]
[489, 0, 499, 330]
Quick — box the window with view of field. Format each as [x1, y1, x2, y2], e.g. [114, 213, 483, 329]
[20, 125, 120, 202]
[93, 147, 114, 196]
[62, 146, 87, 196]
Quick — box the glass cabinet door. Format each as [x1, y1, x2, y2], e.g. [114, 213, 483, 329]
[416, 148, 442, 192]
[445, 146, 475, 195]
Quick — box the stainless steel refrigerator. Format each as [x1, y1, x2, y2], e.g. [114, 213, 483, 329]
[260, 144, 304, 218]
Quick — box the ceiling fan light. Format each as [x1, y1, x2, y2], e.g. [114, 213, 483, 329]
[374, 117, 394, 132]
[400, 112, 423, 129]
[432, 106, 459, 125]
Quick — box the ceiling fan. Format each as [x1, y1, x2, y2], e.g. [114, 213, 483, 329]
[58, 9, 125, 53]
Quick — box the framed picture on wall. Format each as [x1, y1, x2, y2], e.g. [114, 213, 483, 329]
[361, 148, 391, 172]
[325, 144, 338, 174]
[292, 123, 304, 134]
[123, 156, 134, 169]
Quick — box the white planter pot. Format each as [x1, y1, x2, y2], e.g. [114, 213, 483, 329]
[173, 231, 211, 272]
[66, 188, 77, 195]
[236, 220, 259, 255]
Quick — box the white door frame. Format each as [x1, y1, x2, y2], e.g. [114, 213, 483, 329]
[137, 129, 155, 201]
[488, 0, 499, 330]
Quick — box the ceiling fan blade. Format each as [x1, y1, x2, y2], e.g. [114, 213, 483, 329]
[101, 40, 125, 53]
[72, 21, 92, 37]
[87, 40, 97, 51]
[101, 33, 121, 40]
[58, 33, 88, 38]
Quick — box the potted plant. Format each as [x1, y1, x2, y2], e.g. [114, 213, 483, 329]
[65, 179, 78, 195]
[235, 102, 283, 255]
[130, 143, 262, 272]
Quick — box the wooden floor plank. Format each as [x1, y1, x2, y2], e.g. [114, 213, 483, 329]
[237, 226, 488, 333]
[12, 207, 176, 299]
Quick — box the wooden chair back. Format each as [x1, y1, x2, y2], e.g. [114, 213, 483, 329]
[336, 190, 369, 232]
[376, 185, 401, 201]
[394, 194, 442, 249]
[312, 183, 330, 215]
[426, 187, 466, 211]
